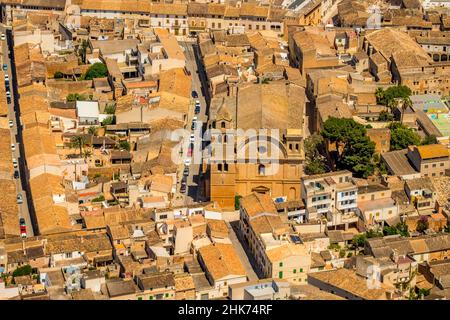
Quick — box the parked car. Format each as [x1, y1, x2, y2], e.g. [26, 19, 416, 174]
[187, 144, 193, 157]
[1, 33, 5, 41]
[191, 120, 197, 131]
[8, 120, 13, 128]
[12, 158, 17, 168]
[14, 170, 19, 179]
[2, 64, 7, 71]
[4, 74, 9, 82]
[183, 166, 189, 176]
[191, 90, 198, 98]
[19, 218, 26, 238]
[16, 193, 23, 204]
[11, 143, 15, 151]
[195, 104, 201, 114]
[180, 184, 186, 193]
[189, 133, 195, 142]
[6, 96, 11, 104]
[184, 158, 192, 166]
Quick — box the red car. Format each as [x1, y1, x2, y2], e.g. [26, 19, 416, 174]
[187, 143, 194, 157]
[19, 218, 26, 238]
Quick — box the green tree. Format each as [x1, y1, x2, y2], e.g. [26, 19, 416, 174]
[383, 225, 398, 236]
[66, 93, 87, 102]
[12, 265, 32, 277]
[104, 103, 116, 114]
[321, 117, 375, 178]
[87, 126, 98, 136]
[378, 110, 393, 122]
[366, 229, 383, 238]
[118, 141, 130, 151]
[78, 39, 89, 64]
[234, 195, 242, 210]
[82, 149, 92, 160]
[54, 71, 64, 79]
[84, 62, 108, 80]
[400, 96, 412, 124]
[102, 116, 114, 126]
[444, 224, 450, 233]
[70, 135, 88, 156]
[422, 134, 438, 145]
[304, 134, 327, 175]
[383, 222, 409, 237]
[376, 85, 412, 107]
[352, 233, 367, 248]
[416, 216, 429, 233]
[388, 122, 421, 150]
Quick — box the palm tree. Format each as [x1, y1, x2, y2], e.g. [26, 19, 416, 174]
[70, 135, 87, 156]
[375, 87, 384, 104]
[87, 126, 98, 136]
[400, 96, 412, 124]
[82, 149, 92, 160]
[387, 98, 397, 114]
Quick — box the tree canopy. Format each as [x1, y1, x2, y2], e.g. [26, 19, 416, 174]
[304, 134, 328, 175]
[321, 117, 375, 178]
[84, 62, 108, 80]
[378, 110, 393, 122]
[375, 85, 412, 107]
[66, 93, 88, 102]
[383, 222, 409, 237]
[388, 122, 421, 150]
[12, 265, 32, 277]
[422, 134, 438, 145]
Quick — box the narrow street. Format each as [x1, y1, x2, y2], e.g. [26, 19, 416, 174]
[1, 24, 35, 237]
[178, 40, 210, 203]
[226, 219, 259, 281]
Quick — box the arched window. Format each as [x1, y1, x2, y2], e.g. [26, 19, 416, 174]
[258, 164, 266, 176]
[221, 122, 226, 128]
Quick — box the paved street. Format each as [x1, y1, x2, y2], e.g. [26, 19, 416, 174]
[226, 219, 259, 281]
[178, 40, 210, 203]
[1, 24, 34, 237]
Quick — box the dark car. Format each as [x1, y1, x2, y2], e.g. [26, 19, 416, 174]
[191, 121, 197, 130]
[183, 166, 189, 176]
[19, 218, 25, 226]
[6, 96, 11, 104]
[14, 170, 19, 179]
[2, 64, 7, 71]
[191, 90, 198, 98]
[195, 105, 201, 114]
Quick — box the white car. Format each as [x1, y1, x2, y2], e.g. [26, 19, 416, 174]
[12, 158, 17, 168]
[195, 100, 200, 105]
[184, 158, 192, 166]
[1, 33, 5, 41]
[4, 74, 9, 81]
[189, 133, 195, 142]
[6, 91, 11, 97]
[11, 143, 15, 151]
[8, 120, 13, 128]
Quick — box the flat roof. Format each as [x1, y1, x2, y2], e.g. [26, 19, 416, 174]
[76, 101, 99, 118]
